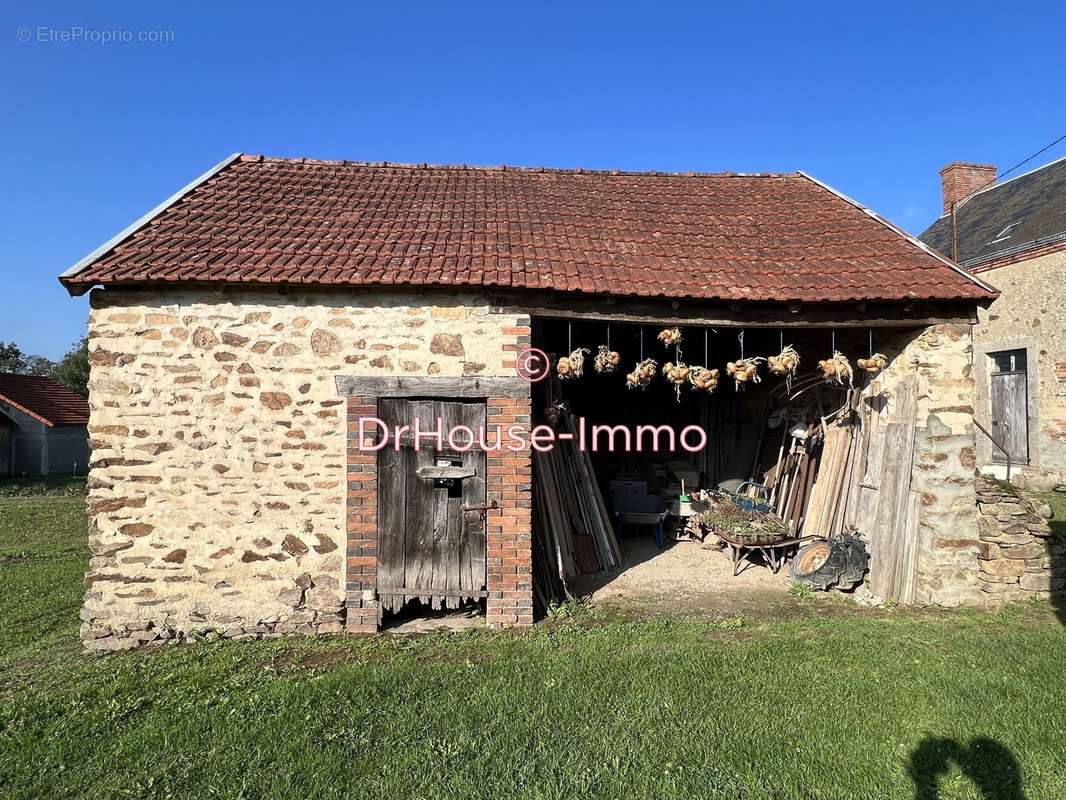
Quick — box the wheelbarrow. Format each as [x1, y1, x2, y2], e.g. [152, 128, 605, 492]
[612, 494, 670, 549]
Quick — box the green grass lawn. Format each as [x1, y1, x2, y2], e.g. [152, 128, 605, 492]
[0, 474, 86, 498]
[2, 495, 1066, 799]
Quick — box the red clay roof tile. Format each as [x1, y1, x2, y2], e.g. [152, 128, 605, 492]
[61, 156, 994, 303]
[0, 374, 89, 427]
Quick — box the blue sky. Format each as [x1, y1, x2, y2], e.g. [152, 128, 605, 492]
[2, 1, 1065, 359]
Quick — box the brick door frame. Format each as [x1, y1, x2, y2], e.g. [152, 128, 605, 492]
[338, 377, 532, 632]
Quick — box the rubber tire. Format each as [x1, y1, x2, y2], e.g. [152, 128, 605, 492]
[836, 534, 870, 589]
[789, 539, 848, 590]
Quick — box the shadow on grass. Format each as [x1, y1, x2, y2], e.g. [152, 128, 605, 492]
[1044, 492, 1066, 629]
[908, 736, 1025, 799]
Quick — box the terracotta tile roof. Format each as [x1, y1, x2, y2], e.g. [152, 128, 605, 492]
[0, 373, 89, 427]
[61, 154, 994, 303]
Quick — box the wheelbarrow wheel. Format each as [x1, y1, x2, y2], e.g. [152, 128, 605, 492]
[789, 539, 847, 590]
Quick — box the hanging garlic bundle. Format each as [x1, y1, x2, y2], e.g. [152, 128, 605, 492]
[556, 347, 590, 380]
[688, 365, 719, 392]
[593, 344, 621, 373]
[625, 358, 658, 389]
[768, 345, 800, 378]
[818, 351, 853, 385]
[657, 327, 682, 347]
[857, 353, 889, 376]
[662, 361, 691, 401]
[726, 358, 762, 388]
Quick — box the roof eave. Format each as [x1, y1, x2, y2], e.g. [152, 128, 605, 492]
[0, 394, 56, 427]
[58, 153, 243, 297]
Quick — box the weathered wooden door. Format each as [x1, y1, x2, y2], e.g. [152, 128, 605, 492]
[376, 398, 487, 612]
[991, 371, 1028, 464]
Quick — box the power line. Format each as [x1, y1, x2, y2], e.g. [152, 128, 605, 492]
[996, 132, 1066, 182]
[949, 131, 1066, 260]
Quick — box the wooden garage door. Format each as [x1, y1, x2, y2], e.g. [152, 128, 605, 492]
[376, 398, 487, 612]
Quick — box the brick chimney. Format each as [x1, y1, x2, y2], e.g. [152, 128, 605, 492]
[939, 162, 997, 213]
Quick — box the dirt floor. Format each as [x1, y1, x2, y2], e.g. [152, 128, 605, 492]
[382, 527, 846, 633]
[572, 528, 801, 617]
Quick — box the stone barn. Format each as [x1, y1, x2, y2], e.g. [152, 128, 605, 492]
[61, 154, 1000, 651]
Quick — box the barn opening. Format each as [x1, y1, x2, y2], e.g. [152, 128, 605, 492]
[530, 314, 919, 613]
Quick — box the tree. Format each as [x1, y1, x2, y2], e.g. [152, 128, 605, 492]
[0, 341, 26, 373]
[0, 341, 52, 375]
[53, 337, 89, 397]
[22, 354, 55, 376]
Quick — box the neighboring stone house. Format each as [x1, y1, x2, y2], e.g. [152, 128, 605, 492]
[920, 159, 1066, 487]
[0, 373, 90, 476]
[61, 153, 1000, 650]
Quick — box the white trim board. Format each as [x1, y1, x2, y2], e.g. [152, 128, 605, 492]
[59, 152, 242, 289]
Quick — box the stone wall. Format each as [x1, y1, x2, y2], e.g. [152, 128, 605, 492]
[974, 476, 1062, 600]
[973, 246, 1066, 472]
[81, 286, 529, 650]
[873, 323, 981, 606]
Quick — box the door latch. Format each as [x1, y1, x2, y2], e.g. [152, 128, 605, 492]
[462, 499, 499, 514]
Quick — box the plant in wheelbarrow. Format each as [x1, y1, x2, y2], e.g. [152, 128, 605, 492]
[694, 496, 796, 575]
[789, 530, 869, 591]
[696, 495, 791, 546]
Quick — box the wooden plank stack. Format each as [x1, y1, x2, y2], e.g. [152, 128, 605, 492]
[802, 418, 854, 537]
[757, 371, 924, 601]
[793, 374, 922, 601]
[766, 423, 821, 531]
[854, 374, 921, 602]
[532, 407, 622, 612]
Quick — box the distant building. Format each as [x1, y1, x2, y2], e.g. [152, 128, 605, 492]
[0, 373, 90, 476]
[920, 159, 1066, 486]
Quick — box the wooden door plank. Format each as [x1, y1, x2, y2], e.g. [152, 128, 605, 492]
[403, 400, 439, 597]
[435, 402, 464, 598]
[991, 372, 1029, 463]
[376, 399, 408, 596]
[458, 401, 487, 595]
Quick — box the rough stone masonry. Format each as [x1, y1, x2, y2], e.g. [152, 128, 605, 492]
[974, 475, 1063, 599]
[79, 288, 998, 650]
[80, 286, 529, 651]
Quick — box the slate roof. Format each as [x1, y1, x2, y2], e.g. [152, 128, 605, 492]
[920, 156, 1066, 268]
[61, 154, 994, 303]
[0, 374, 90, 427]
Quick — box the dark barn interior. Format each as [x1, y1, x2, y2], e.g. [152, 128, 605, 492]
[529, 315, 918, 613]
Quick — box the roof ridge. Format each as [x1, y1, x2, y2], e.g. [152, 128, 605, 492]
[59, 152, 996, 304]
[2, 372, 53, 381]
[238, 153, 801, 179]
[955, 152, 1066, 211]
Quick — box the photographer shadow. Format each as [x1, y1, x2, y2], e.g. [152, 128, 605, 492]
[908, 736, 1025, 800]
